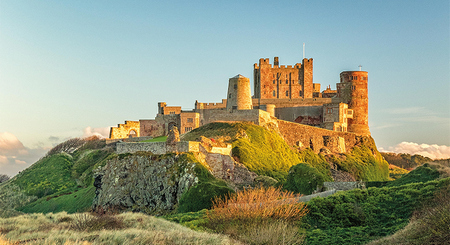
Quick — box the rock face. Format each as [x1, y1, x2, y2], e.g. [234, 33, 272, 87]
[92, 153, 198, 214]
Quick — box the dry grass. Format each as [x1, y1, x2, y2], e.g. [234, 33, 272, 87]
[428, 161, 450, 178]
[207, 186, 307, 245]
[208, 186, 307, 222]
[0, 212, 241, 245]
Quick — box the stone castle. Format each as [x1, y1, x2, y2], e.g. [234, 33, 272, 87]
[109, 57, 370, 139]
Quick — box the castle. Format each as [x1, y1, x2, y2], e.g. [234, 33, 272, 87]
[109, 57, 370, 139]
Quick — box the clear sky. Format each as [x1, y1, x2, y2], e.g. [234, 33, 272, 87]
[1, 0, 449, 175]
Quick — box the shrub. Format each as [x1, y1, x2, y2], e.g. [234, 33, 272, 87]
[71, 213, 125, 232]
[386, 163, 440, 187]
[177, 181, 234, 213]
[178, 161, 234, 213]
[0, 174, 10, 184]
[284, 163, 326, 195]
[206, 186, 307, 244]
[207, 186, 307, 223]
[298, 149, 332, 180]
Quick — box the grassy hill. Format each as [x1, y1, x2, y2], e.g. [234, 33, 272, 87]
[166, 162, 449, 245]
[183, 122, 388, 183]
[0, 137, 114, 217]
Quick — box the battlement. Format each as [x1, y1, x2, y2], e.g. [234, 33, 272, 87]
[195, 99, 227, 110]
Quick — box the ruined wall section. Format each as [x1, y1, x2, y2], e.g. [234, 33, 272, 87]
[197, 109, 275, 128]
[277, 119, 364, 154]
[117, 141, 201, 154]
[109, 121, 140, 139]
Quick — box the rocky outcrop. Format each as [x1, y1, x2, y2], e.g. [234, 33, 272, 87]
[92, 153, 199, 214]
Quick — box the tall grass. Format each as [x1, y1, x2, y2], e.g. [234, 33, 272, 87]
[0, 212, 241, 245]
[208, 186, 307, 222]
[206, 186, 307, 245]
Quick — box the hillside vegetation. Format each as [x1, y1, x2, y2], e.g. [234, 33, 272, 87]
[0, 212, 241, 245]
[381, 152, 432, 170]
[0, 137, 114, 217]
[167, 163, 449, 245]
[184, 122, 388, 184]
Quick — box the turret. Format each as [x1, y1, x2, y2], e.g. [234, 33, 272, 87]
[226, 75, 253, 111]
[337, 71, 370, 135]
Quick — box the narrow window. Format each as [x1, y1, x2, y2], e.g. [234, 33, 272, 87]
[234, 84, 237, 89]
[273, 90, 276, 97]
[285, 91, 288, 96]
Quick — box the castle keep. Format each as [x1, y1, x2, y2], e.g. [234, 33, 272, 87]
[109, 57, 370, 139]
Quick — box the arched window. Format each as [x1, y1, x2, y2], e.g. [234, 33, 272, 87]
[128, 130, 137, 138]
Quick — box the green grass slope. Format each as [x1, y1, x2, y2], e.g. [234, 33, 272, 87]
[0, 137, 114, 217]
[184, 122, 388, 182]
[184, 122, 301, 182]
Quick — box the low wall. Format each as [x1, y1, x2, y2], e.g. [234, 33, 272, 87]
[323, 181, 366, 191]
[117, 141, 201, 154]
[277, 119, 364, 154]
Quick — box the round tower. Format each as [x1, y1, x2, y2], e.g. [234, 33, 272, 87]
[338, 71, 370, 135]
[226, 74, 253, 111]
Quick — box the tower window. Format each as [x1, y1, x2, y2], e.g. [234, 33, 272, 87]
[273, 80, 275, 84]
[285, 91, 289, 96]
[286, 80, 288, 84]
[273, 90, 276, 97]
[234, 84, 237, 89]
[229, 93, 232, 98]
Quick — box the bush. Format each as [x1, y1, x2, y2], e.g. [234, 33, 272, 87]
[298, 149, 332, 180]
[178, 181, 233, 213]
[178, 161, 234, 213]
[284, 163, 326, 195]
[386, 163, 440, 187]
[0, 174, 10, 184]
[206, 186, 308, 244]
[71, 213, 125, 231]
[207, 186, 307, 222]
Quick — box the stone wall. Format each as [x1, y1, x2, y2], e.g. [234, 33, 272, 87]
[140, 119, 165, 138]
[277, 119, 365, 154]
[116, 141, 201, 154]
[109, 121, 140, 139]
[323, 181, 366, 191]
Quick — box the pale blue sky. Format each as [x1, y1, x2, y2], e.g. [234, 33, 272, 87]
[0, 1, 449, 175]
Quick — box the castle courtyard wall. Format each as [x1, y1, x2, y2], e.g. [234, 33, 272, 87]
[277, 119, 360, 154]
